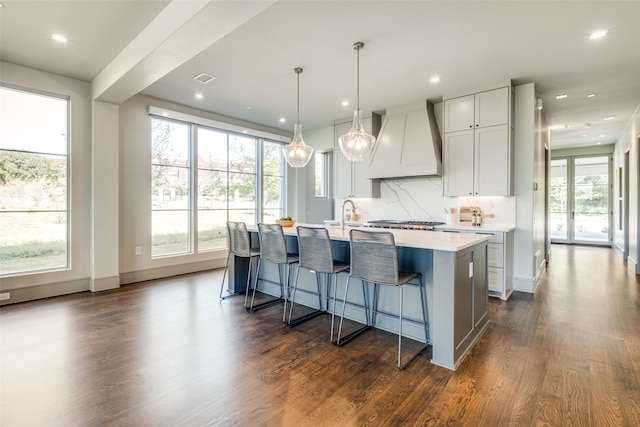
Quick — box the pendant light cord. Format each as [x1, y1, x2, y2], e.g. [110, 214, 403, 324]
[354, 42, 362, 111]
[294, 67, 302, 126]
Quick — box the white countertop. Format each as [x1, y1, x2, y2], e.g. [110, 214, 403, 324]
[435, 223, 516, 233]
[248, 223, 489, 252]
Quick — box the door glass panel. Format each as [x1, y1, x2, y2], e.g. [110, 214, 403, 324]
[550, 159, 568, 241]
[573, 156, 609, 243]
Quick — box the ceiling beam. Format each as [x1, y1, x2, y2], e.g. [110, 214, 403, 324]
[92, 0, 275, 104]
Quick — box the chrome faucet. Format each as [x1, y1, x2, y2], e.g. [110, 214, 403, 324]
[341, 199, 356, 230]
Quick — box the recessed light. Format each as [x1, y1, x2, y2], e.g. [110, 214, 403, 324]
[195, 93, 203, 99]
[604, 116, 615, 121]
[597, 141, 602, 145]
[587, 93, 596, 98]
[341, 100, 349, 107]
[279, 118, 286, 123]
[589, 30, 608, 40]
[430, 76, 440, 83]
[51, 34, 68, 43]
[246, 106, 252, 110]
[598, 134, 606, 138]
[555, 94, 568, 100]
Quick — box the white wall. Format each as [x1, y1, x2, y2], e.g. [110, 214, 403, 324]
[513, 83, 547, 293]
[613, 104, 640, 273]
[0, 62, 93, 302]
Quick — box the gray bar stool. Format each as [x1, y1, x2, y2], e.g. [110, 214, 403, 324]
[219, 221, 260, 304]
[336, 228, 429, 369]
[288, 226, 349, 337]
[251, 223, 299, 320]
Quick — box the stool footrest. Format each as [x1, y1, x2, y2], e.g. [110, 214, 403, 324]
[399, 344, 430, 370]
[334, 325, 371, 346]
[288, 309, 325, 327]
[248, 297, 284, 311]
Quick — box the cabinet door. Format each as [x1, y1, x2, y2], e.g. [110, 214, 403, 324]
[486, 243, 503, 268]
[474, 125, 509, 195]
[443, 130, 474, 196]
[444, 95, 474, 133]
[334, 121, 353, 198]
[454, 250, 474, 349]
[474, 87, 509, 128]
[473, 243, 488, 327]
[487, 267, 504, 293]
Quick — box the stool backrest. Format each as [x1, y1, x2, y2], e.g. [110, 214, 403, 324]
[349, 229, 399, 285]
[227, 221, 252, 257]
[297, 226, 334, 273]
[258, 223, 287, 263]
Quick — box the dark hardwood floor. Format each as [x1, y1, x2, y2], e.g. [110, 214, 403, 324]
[1, 244, 639, 426]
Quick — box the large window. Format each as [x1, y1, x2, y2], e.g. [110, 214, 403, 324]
[0, 86, 69, 275]
[151, 115, 286, 257]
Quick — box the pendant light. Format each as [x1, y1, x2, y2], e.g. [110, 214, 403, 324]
[338, 42, 376, 162]
[283, 67, 314, 168]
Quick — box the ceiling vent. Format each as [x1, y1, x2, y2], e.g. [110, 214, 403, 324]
[192, 73, 216, 84]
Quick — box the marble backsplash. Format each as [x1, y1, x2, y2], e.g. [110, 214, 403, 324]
[335, 176, 516, 226]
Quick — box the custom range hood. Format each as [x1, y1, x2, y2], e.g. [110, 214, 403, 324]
[366, 100, 442, 179]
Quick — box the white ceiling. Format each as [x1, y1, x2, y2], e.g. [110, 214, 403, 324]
[2, 0, 639, 150]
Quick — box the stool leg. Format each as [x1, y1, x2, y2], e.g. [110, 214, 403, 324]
[420, 279, 429, 344]
[249, 258, 262, 309]
[330, 274, 340, 342]
[219, 252, 231, 300]
[315, 272, 323, 311]
[398, 285, 403, 369]
[287, 265, 301, 324]
[336, 277, 351, 345]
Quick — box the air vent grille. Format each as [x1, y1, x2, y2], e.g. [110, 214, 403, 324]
[192, 73, 216, 84]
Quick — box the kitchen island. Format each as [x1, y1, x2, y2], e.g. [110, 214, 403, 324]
[229, 224, 489, 370]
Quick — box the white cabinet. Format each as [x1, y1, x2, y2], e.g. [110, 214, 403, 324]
[334, 112, 381, 198]
[443, 86, 513, 196]
[470, 230, 513, 300]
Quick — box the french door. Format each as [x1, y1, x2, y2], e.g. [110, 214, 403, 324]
[549, 155, 611, 245]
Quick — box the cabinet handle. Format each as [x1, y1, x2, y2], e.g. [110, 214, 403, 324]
[469, 125, 473, 128]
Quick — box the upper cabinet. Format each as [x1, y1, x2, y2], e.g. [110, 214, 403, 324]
[334, 112, 381, 198]
[443, 86, 514, 197]
[444, 88, 509, 132]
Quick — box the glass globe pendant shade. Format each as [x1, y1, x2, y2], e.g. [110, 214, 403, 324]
[283, 123, 314, 168]
[338, 108, 376, 161]
[338, 42, 376, 162]
[283, 67, 313, 168]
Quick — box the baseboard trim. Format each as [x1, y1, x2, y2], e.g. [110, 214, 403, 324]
[120, 259, 226, 285]
[628, 257, 638, 275]
[513, 276, 535, 293]
[0, 278, 90, 305]
[91, 275, 120, 292]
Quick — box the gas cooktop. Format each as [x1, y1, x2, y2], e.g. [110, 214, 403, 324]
[364, 220, 445, 230]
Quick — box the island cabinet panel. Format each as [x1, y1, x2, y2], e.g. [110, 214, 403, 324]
[453, 250, 474, 348]
[431, 241, 489, 370]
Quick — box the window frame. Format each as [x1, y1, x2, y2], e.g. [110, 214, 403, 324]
[149, 107, 288, 258]
[0, 84, 70, 277]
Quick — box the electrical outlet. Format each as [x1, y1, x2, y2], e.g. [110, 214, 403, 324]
[135, 247, 141, 256]
[0, 293, 10, 301]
